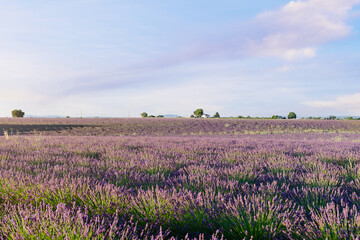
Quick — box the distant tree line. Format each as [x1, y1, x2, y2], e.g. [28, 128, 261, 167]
[237, 112, 297, 119]
[303, 116, 360, 120]
[140, 109, 360, 120]
[9, 109, 359, 120]
[141, 112, 164, 118]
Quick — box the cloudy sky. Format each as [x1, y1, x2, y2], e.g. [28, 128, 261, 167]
[1, 0, 360, 117]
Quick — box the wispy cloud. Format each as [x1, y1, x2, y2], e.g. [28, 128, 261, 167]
[57, 0, 359, 97]
[63, 0, 360, 93]
[203, 0, 360, 61]
[304, 93, 360, 115]
[249, 0, 360, 59]
[153, 0, 360, 62]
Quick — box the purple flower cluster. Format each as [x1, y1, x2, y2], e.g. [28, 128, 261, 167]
[1, 131, 360, 239]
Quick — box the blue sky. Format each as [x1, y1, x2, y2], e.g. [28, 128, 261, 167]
[1, 0, 360, 117]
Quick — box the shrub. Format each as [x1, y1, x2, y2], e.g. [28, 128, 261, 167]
[141, 112, 148, 118]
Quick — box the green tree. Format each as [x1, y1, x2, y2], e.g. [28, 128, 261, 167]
[156, 115, 164, 118]
[288, 112, 297, 119]
[329, 115, 336, 120]
[141, 112, 148, 118]
[193, 109, 204, 118]
[11, 109, 25, 118]
[213, 112, 220, 118]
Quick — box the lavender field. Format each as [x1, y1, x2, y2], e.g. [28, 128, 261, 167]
[1, 119, 360, 239]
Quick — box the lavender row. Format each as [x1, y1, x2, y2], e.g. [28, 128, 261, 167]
[1, 133, 360, 238]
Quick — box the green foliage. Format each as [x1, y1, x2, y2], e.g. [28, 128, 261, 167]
[190, 115, 195, 118]
[156, 115, 164, 118]
[193, 109, 204, 118]
[288, 112, 297, 119]
[272, 115, 285, 119]
[213, 112, 220, 118]
[11, 109, 25, 118]
[309, 202, 360, 240]
[220, 195, 297, 240]
[329, 115, 337, 120]
[141, 112, 148, 118]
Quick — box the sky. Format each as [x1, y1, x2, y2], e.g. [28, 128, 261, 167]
[1, 0, 360, 118]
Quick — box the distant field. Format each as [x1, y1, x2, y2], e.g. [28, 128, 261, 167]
[1, 119, 360, 239]
[1, 118, 360, 136]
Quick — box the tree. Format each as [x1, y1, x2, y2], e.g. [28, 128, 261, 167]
[288, 112, 297, 119]
[213, 112, 220, 118]
[157, 115, 164, 118]
[329, 115, 336, 120]
[193, 109, 204, 118]
[12, 109, 25, 118]
[141, 112, 148, 118]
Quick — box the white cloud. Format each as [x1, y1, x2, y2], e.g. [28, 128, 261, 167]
[283, 48, 316, 60]
[304, 93, 360, 115]
[250, 0, 360, 60]
[173, 0, 359, 62]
